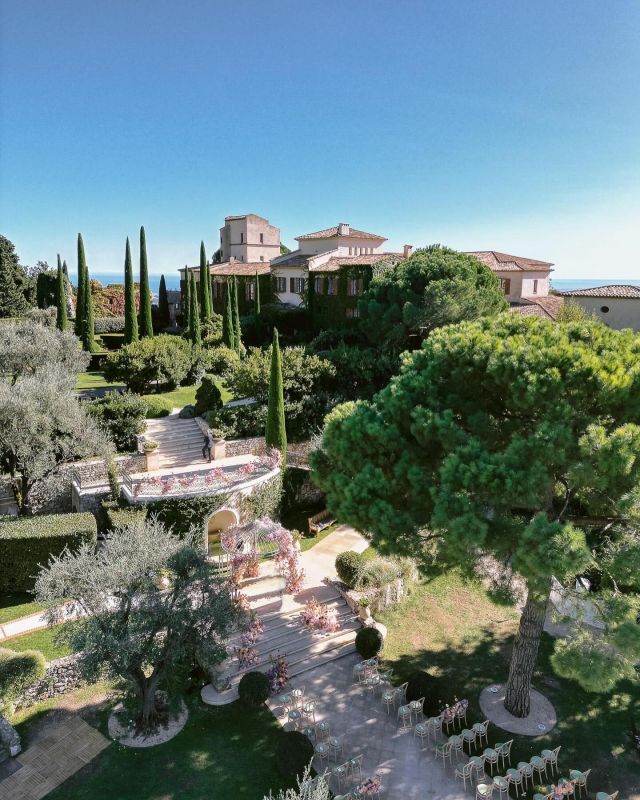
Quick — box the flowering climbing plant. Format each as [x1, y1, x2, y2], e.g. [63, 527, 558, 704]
[268, 525, 305, 594]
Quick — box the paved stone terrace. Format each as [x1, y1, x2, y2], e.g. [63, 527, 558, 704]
[269, 652, 472, 800]
[0, 715, 109, 800]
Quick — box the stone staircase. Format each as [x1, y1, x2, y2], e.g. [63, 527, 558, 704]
[202, 574, 360, 704]
[144, 414, 206, 470]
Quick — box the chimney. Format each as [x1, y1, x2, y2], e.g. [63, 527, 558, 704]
[229, 256, 235, 263]
[403, 244, 414, 258]
[338, 223, 350, 236]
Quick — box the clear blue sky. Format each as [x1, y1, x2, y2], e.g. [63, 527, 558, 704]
[1, 0, 639, 279]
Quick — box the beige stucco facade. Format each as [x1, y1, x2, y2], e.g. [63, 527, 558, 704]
[565, 296, 640, 331]
[219, 214, 280, 263]
[493, 269, 550, 303]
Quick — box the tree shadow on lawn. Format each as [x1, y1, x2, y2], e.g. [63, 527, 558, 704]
[384, 627, 640, 797]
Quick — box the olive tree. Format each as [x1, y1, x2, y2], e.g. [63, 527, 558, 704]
[35, 517, 243, 732]
[312, 316, 640, 717]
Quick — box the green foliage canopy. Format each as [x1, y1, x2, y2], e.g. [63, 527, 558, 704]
[312, 316, 640, 703]
[358, 245, 508, 353]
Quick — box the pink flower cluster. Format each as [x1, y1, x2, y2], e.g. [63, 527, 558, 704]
[235, 645, 258, 667]
[258, 448, 282, 472]
[267, 653, 289, 694]
[358, 775, 382, 796]
[241, 616, 264, 646]
[268, 525, 305, 594]
[300, 597, 339, 632]
[130, 460, 270, 497]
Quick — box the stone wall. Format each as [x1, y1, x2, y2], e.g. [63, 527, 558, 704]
[0, 713, 21, 756]
[225, 437, 267, 457]
[14, 654, 87, 710]
[28, 454, 146, 515]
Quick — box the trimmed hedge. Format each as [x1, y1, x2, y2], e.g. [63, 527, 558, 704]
[94, 316, 125, 334]
[355, 626, 383, 659]
[335, 550, 362, 589]
[0, 512, 97, 592]
[274, 730, 314, 779]
[99, 332, 125, 350]
[102, 501, 147, 532]
[194, 374, 223, 417]
[0, 647, 46, 706]
[144, 396, 174, 418]
[238, 671, 270, 708]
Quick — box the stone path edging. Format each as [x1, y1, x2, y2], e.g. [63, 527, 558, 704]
[479, 683, 557, 736]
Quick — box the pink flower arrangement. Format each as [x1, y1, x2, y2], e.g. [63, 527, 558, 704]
[240, 462, 256, 476]
[358, 775, 382, 796]
[232, 591, 251, 611]
[300, 597, 339, 632]
[267, 653, 289, 694]
[259, 448, 282, 471]
[241, 616, 264, 646]
[235, 645, 258, 668]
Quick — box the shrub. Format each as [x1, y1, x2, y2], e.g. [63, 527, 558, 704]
[179, 404, 196, 419]
[0, 647, 46, 707]
[103, 335, 192, 393]
[102, 500, 147, 532]
[195, 374, 223, 416]
[0, 512, 97, 592]
[86, 391, 148, 451]
[274, 730, 314, 780]
[356, 555, 414, 590]
[144, 396, 174, 418]
[355, 626, 383, 659]
[94, 316, 125, 334]
[200, 345, 241, 379]
[238, 670, 270, 708]
[206, 401, 267, 440]
[335, 550, 363, 589]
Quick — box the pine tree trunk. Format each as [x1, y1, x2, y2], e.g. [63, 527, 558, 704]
[504, 585, 549, 718]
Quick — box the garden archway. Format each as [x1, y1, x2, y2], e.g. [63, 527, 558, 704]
[206, 508, 239, 553]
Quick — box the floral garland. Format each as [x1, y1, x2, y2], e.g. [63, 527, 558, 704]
[300, 596, 339, 632]
[129, 457, 275, 497]
[241, 615, 264, 646]
[235, 645, 258, 668]
[268, 524, 305, 594]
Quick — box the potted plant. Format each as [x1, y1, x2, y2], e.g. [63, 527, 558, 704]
[143, 439, 159, 452]
[358, 596, 371, 620]
[142, 439, 160, 470]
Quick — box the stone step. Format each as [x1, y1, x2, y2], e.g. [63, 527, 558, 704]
[226, 623, 359, 686]
[229, 607, 358, 654]
[255, 595, 349, 632]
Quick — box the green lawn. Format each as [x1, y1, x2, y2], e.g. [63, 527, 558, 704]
[3, 623, 71, 661]
[378, 570, 640, 796]
[0, 593, 44, 625]
[75, 371, 123, 391]
[23, 696, 288, 800]
[143, 378, 232, 410]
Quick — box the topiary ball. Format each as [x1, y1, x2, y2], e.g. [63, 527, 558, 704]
[335, 550, 363, 589]
[178, 404, 196, 419]
[238, 671, 270, 708]
[274, 730, 314, 779]
[355, 626, 383, 659]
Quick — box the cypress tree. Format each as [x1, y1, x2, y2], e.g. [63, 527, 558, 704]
[139, 226, 153, 338]
[74, 233, 86, 336]
[222, 278, 234, 348]
[265, 328, 287, 463]
[254, 270, 262, 340]
[123, 237, 138, 344]
[158, 274, 170, 329]
[183, 268, 191, 331]
[199, 241, 212, 322]
[81, 264, 96, 352]
[0, 236, 30, 318]
[232, 276, 242, 353]
[188, 272, 201, 346]
[56, 254, 68, 331]
[208, 270, 214, 314]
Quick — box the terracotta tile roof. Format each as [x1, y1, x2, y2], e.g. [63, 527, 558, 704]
[296, 225, 386, 241]
[558, 284, 640, 299]
[181, 262, 271, 277]
[309, 253, 403, 273]
[270, 251, 310, 268]
[510, 296, 564, 321]
[468, 251, 554, 273]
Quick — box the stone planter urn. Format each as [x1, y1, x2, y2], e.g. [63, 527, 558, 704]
[145, 450, 160, 471]
[212, 438, 226, 460]
[358, 604, 371, 621]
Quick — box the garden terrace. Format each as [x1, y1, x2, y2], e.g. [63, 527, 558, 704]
[119, 453, 279, 503]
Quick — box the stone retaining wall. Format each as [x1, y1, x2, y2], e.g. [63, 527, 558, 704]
[0, 713, 21, 756]
[14, 654, 87, 709]
[225, 436, 267, 457]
